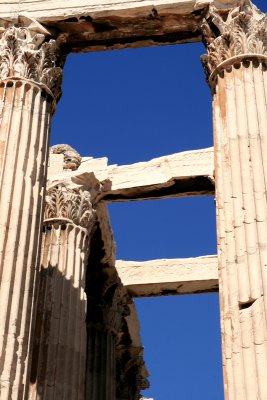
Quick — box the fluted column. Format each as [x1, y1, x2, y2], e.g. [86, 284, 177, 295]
[85, 241, 129, 400]
[86, 279, 148, 400]
[86, 294, 124, 400]
[202, 3, 267, 399]
[0, 22, 63, 398]
[28, 183, 96, 399]
[86, 320, 117, 400]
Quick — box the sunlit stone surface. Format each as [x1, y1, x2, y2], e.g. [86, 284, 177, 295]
[1, 1, 267, 399]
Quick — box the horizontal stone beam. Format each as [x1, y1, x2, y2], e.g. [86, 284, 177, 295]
[115, 255, 218, 297]
[99, 147, 215, 201]
[50, 147, 215, 202]
[0, 1, 241, 53]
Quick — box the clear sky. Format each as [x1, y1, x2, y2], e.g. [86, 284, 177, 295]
[50, 1, 267, 398]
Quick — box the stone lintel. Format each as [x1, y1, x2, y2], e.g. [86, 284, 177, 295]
[49, 147, 215, 202]
[99, 146, 215, 201]
[0, 1, 242, 53]
[115, 255, 218, 297]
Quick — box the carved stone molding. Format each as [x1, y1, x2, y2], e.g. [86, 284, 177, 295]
[0, 25, 63, 99]
[50, 144, 82, 170]
[44, 184, 96, 230]
[201, 2, 267, 82]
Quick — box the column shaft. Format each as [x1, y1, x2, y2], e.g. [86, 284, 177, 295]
[201, 4, 267, 398]
[0, 23, 62, 398]
[86, 326, 116, 400]
[0, 80, 52, 399]
[29, 223, 88, 399]
[29, 182, 96, 399]
[214, 62, 267, 400]
[84, 221, 126, 400]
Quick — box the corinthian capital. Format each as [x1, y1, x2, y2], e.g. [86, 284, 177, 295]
[201, 2, 267, 81]
[0, 20, 64, 99]
[44, 184, 96, 231]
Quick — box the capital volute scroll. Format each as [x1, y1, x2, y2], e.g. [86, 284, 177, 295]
[0, 16, 65, 102]
[201, 1, 267, 88]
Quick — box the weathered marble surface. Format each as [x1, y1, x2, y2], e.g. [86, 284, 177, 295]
[0, 0, 242, 52]
[116, 256, 218, 297]
[48, 147, 215, 202]
[0, 0, 242, 20]
[0, 24, 63, 399]
[202, 3, 267, 399]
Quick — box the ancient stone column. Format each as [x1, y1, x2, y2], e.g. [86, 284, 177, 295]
[202, 3, 267, 399]
[0, 22, 63, 398]
[29, 182, 97, 399]
[84, 217, 130, 400]
[86, 283, 130, 400]
[86, 307, 117, 400]
[85, 217, 149, 400]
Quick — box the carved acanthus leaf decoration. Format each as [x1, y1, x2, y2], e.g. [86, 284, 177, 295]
[44, 184, 95, 230]
[0, 27, 63, 99]
[201, 3, 267, 78]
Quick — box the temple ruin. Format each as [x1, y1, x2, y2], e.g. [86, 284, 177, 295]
[0, 0, 267, 398]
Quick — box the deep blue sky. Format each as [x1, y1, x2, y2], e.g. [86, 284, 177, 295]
[50, 2, 267, 398]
